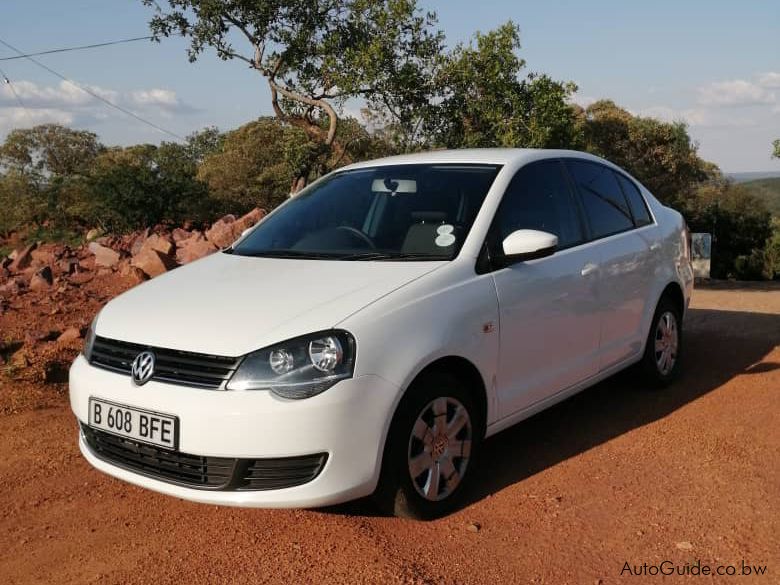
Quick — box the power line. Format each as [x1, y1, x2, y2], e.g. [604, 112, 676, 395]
[0, 36, 184, 141]
[0, 64, 30, 120]
[0, 36, 153, 62]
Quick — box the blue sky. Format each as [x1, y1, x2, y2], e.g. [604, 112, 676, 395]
[1, 0, 778, 172]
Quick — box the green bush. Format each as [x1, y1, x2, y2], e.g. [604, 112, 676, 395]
[683, 182, 774, 280]
[83, 143, 214, 232]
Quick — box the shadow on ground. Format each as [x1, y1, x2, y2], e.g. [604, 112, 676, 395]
[330, 307, 780, 517]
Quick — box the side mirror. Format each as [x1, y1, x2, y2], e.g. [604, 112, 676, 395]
[501, 229, 558, 264]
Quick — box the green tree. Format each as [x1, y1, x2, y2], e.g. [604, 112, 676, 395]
[0, 124, 105, 231]
[197, 118, 300, 212]
[0, 170, 39, 236]
[0, 124, 103, 177]
[431, 22, 580, 150]
[683, 182, 774, 279]
[85, 143, 211, 231]
[581, 100, 714, 207]
[773, 139, 779, 158]
[185, 126, 225, 163]
[143, 0, 443, 191]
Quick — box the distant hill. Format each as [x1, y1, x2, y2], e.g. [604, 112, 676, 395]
[728, 171, 780, 183]
[741, 177, 780, 216]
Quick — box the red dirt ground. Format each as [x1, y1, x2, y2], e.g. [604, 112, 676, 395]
[1, 279, 778, 584]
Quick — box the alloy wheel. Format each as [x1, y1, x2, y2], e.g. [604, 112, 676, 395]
[407, 396, 473, 502]
[654, 310, 679, 376]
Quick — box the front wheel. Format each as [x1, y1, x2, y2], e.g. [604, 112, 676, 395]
[374, 370, 483, 519]
[640, 296, 683, 386]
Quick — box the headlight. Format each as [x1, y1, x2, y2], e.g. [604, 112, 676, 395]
[83, 313, 99, 362]
[226, 330, 355, 399]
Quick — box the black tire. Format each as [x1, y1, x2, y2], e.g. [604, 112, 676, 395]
[373, 369, 483, 520]
[640, 296, 683, 387]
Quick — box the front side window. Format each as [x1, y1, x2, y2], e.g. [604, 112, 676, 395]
[489, 160, 584, 256]
[565, 160, 634, 239]
[231, 164, 501, 261]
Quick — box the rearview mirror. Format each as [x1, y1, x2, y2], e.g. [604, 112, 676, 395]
[501, 229, 558, 263]
[371, 178, 417, 194]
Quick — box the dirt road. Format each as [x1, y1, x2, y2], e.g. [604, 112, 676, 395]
[1, 283, 778, 584]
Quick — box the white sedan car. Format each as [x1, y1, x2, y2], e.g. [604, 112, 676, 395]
[70, 149, 693, 519]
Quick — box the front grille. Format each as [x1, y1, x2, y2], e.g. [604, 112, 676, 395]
[90, 336, 241, 389]
[82, 424, 234, 488]
[81, 425, 328, 491]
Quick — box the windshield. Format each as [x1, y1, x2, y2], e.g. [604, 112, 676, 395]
[231, 164, 502, 261]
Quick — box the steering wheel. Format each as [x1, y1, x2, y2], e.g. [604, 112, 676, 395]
[335, 226, 375, 249]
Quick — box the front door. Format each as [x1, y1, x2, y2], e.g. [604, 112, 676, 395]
[489, 161, 601, 419]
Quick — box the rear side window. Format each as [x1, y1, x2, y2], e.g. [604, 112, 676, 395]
[491, 160, 584, 252]
[615, 173, 653, 226]
[565, 160, 634, 239]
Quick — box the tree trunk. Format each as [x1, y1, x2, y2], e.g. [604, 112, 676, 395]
[290, 175, 307, 195]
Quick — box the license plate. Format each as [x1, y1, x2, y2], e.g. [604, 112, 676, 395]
[88, 398, 179, 450]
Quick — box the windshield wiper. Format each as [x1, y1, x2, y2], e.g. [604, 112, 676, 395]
[234, 249, 345, 260]
[340, 252, 450, 261]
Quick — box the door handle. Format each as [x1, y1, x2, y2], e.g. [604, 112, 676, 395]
[581, 262, 598, 277]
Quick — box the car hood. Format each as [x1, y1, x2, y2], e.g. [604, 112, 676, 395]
[96, 252, 444, 356]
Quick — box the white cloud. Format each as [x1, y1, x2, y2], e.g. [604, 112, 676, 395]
[638, 105, 756, 128]
[0, 80, 119, 109]
[130, 88, 180, 109]
[697, 79, 775, 107]
[758, 72, 780, 89]
[0, 79, 192, 136]
[0, 107, 74, 135]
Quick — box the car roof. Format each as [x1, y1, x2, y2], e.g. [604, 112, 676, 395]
[341, 148, 615, 169]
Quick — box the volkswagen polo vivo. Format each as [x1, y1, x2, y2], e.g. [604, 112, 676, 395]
[70, 149, 693, 518]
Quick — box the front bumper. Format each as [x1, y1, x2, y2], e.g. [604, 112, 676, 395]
[69, 355, 401, 508]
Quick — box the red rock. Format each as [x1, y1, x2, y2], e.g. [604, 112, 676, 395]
[9, 243, 37, 272]
[0, 277, 23, 296]
[130, 229, 150, 256]
[234, 208, 266, 232]
[131, 248, 177, 278]
[171, 228, 192, 243]
[30, 248, 55, 266]
[78, 257, 95, 271]
[85, 228, 102, 241]
[58, 258, 79, 275]
[176, 234, 218, 264]
[57, 327, 82, 343]
[30, 266, 53, 291]
[139, 233, 175, 256]
[118, 260, 148, 283]
[68, 272, 94, 286]
[88, 242, 120, 268]
[205, 218, 240, 248]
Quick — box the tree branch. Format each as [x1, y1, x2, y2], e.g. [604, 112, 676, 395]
[268, 79, 338, 146]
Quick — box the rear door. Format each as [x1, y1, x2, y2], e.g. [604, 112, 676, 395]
[564, 160, 656, 370]
[489, 160, 602, 418]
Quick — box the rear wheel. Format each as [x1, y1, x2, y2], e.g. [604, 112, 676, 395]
[374, 370, 483, 519]
[640, 296, 683, 386]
